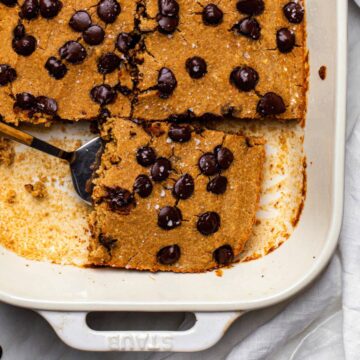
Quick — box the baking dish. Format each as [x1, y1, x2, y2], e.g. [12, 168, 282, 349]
[0, 0, 347, 352]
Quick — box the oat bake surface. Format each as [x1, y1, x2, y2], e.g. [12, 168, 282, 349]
[90, 119, 265, 272]
[0, 0, 306, 124]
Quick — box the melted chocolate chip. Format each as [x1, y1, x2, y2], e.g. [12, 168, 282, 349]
[97, 52, 121, 74]
[197, 211, 220, 235]
[168, 124, 191, 143]
[236, 0, 264, 15]
[83, 25, 105, 45]
[232, 17, 261, 40]
[172, 173, 194, 200]
[157, 15, 179, 34]
[230, 66, 259, 92]
[136, 146, 157, 167]
[216, 147, 234, 169]
[99, 234, 117, 251]
[116, 32, 140, 53]
[159, 0, 179, 17]
[158, 67, 177, 99]
[276, 28, 295, 53]
[12, 35, 37, 56]
[214, 245, 234, 265]
[158, 206, 182, 230]
[157, 244, 181, 264]
[59, 40, 87, 64]
[90, 84, 117, 105]
[283, 2, 304, 24]
[14, 92, 36, 110]
[19, 0, 39, 20]
[198, 153, 218, 176]
[39, 0, 62, 19]
[0, 64, 17, 86]
[257, 92, 286, 116]
[1, 0, 17, 6]
[207, 175, 227, 194]
[185, 56, 207, 79]
[69, 10, 92, 32]
[151, 157, 171, 182]
[202, 4, 223, 26]
[97, 0, 121, 24]
[45, 56, 67, 79]
[133, 174, 153, 198]
[35, 96, 58, 115]
[106, 187, 135, 212]
[13, 24, 25, 39]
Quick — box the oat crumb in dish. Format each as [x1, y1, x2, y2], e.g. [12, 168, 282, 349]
[0, 138, 15, 166]
[24, 181, 48, 199]
[318, 66, 327, 80]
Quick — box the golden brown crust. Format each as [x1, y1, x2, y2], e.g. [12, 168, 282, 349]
[133, 0, 307, 122]
[89, 119, 265, 272]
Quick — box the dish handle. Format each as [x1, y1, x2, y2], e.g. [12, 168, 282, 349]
[38, 310, 244, 352]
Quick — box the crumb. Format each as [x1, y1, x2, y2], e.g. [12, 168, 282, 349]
[5, 189, 16, 204]
[215, 269, 223, 277]
[24, 181, 48, 199]
[318, 66, 327, 80]
[0, 138, 15, 167]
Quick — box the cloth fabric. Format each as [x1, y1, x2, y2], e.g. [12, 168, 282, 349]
[0, 2, 359, 359]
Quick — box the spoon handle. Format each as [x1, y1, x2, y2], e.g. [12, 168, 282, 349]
[0, 121, 72, 161]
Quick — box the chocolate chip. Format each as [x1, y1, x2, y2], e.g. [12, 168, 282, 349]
[1, 0, 17, 6]
[97, 0, 121, 24]
[197, 211, 220, 235]
[13, 24, 25, 39]
[83, 25, 105, 45]
[159, 0, 179, 17]
[236, 0, 264, 15]
[158, 206, 182, 230]
[59, 41, 87, 64]
[172, 173, 194, 200]
[151, 157, 171, 182]
[230, 66, 259, 92]
[99, 234, 117, 250]
[136, 146, 157, 167]
[36, 96, 58, 115]
[214, 245, 234, 265]
[283, 2, 304, 24]
[45, 56, 67, 79]
[216, 147, 234, 169]
[207, 175, 227, 194]
[69, 10, 92, 32]
[12, 35, 37, 56]
[14, 92, 36, 110]
[157, 15, 179, 34]
[202, 4, 223, 26]
[232, 17, 261, 40]
[90, 84, 117, 105]
[276, 28, 295, 53]
[0, 64, 17, 86]
[133, 174, 153, 198]
[157, 244, 181, 264]
[106, 187, 135, 212]
[19, 0, 39, 20]
[116, 32, 139, 53]
[39, 0, 62, 19]
[257, 92, 286, 116]
[185, 56, 207, 79]
[97, 52, 121, 74]
[198, 153, 218, 176]
[168, 124, 191, 143]
[158, 67, 177, 99]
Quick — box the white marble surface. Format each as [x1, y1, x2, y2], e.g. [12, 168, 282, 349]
[1, 2, 358, 359]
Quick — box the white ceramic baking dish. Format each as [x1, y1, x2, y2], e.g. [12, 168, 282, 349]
[0, 0, 347, 352]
